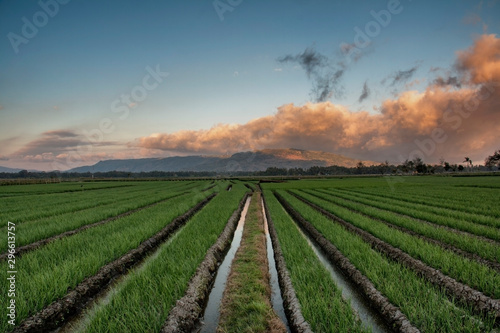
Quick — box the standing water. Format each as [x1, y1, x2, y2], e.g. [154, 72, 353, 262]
[262, 198, 291, 333]
[199, 197, 251, 332]
[293, 223, 390, 333]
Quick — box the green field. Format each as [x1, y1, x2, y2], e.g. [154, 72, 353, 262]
[1, 176, 499, 332]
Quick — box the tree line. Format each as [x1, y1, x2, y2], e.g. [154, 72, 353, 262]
[2, 149, 499, 180]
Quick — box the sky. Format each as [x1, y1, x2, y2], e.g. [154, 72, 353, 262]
[0, 0, 499, 171]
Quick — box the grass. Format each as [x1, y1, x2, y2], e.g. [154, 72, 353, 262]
[292, 189, 500, 299]
[0, 181, 133, 197]
[344, 186, 500, 218]
[320, 188, 500, 241]
[302, 188, 500, 263]
[1, 177, 498, 332]
[0, 181, 203, 226]
[79, 184, 249, 333]
[0, 186, 214, 332]
[263, 190, 368, 333]
[274, 190, 497, 332]
[0, 181, 209, 251]
[217, 192, 285, 333]
[337, 187, 500, 228]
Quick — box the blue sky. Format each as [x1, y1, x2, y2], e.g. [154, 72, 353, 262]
[0, 0, 499, 170]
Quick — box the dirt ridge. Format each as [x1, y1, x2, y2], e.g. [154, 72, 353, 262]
[300, 190, 500, 272]
[261, 191, 313, 333]
[290, 192, 500, 323]
[275, 192, 420, 333]
[160, 192, 250, 332]
[0, 192, 188, 261]
[12, 193, 216, 333]
[317, 189, 500, 246]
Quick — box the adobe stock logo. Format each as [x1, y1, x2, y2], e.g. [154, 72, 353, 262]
[213, 0, 243, 21]
[7, 0, 71, 54]
[340, 0, 406, 64]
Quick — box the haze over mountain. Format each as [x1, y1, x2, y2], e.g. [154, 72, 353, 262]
[67, 148, 376, 173]
[0, 166, 22, 173]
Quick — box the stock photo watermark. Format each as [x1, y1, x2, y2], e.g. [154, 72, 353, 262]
[50, 64, 169, 171]
[340, 0, 406, 64]
[213, 0, 243, 21]
[7, 0, 71, 54]
[6, 222, 17, 326]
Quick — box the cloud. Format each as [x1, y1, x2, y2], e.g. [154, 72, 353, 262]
[44, 130, 79, 138]
[277, 47, 344, 102]
[12, 130, 116, 160]
[358, 81, 370, 103]
[8, 130, 153, 171]
[14, 130, 85, 157]
[455, 34, 500, 85]
[278, 48, 328, 78]
[404, 78, 426, 90]
[433, 76, 461, 88]
[384, 66, 419, 86]
[139, 34, 500, 163]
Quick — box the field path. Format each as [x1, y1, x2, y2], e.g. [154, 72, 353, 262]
[218, 192, 287, 333]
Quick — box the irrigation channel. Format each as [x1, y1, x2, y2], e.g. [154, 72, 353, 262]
[199, 194, 289, 332]
[292, 221, 390, 333]
[199, 197, 250, 332]
[262, 198, 290, 332]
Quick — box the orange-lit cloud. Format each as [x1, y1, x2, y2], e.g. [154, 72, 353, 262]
[456, 34, 500, 84]
[139, 34, 500, 164]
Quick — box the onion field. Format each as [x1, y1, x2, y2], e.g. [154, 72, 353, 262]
[0, 176, 499, 332]
[262, 176, 500, 332]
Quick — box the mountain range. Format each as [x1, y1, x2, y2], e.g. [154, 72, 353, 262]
[0, 166, 23, 173]
[65, 148, 377, 173]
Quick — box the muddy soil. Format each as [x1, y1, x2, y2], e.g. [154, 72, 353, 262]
[261, 191, 313, 333]
[13, 193, 216, 333]
[0, 193, 187, 261]
[289, 192, 500, 324]
[160, 193, 250, 333]
[274, 192, 420, 333]
[299, 190, 500, 273]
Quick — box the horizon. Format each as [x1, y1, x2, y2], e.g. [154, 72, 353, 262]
[1, 1, 500, 171]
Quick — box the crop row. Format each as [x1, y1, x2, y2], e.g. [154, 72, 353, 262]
[0, 181, 203, 225]
[290, 190, 500, 316]
[319, 188, 500, 242]
[0, 181, 134, 197]
[0, 190, 191, 253]
[301, 189, 500, 266]
[262, 190, 367, 332]
[0, 184, 216, 332]
[78, 183, 249, 332]
[343, 186, 500, 218]
[0, 181, 209, 252]
[336, 187, 500, 228]
[269, 189, 497, 332]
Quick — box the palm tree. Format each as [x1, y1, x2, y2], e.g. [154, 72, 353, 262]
[463, 157, 473, 172]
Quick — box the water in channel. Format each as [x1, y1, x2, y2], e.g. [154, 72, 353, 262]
[261, 198, 291, 333]
[199, 196, 251, 332]
[293, 223, 391, 333]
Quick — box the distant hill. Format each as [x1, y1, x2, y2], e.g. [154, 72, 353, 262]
[67, 148, 377, 173]
[0, 166, 22, 173]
